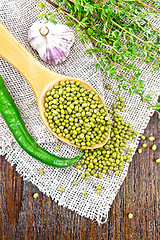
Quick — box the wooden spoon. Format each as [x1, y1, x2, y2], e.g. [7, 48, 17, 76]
[0, 22, 110, 149]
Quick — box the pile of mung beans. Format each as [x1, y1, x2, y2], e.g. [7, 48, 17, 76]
[44, 80, 111, 148]
[75, 90, 138, 179]
[44, 81, 139, 178]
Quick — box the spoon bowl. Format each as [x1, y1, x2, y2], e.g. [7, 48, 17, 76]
[0, 22, 110, 149]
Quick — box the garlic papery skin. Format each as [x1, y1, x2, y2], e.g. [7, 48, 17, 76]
[28, 20, 75, 65]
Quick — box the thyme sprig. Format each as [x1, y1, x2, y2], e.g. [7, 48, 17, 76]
[37, 2, 57, 23]
[38, 0, 160, 117]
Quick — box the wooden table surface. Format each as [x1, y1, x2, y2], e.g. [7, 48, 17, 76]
[0, 111, 160, 240]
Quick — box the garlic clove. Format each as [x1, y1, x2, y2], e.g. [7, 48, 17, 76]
[28, 20, 74, 65]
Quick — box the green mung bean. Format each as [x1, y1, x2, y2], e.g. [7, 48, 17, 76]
[142, 143, 147, 148]
[81, 174, 85, 179]
[39, 168, 44, 175]
[55, 145, 59, 151]
[148, 136, 155, 141]
[156, 158, 160, 163]
[138, 149, 142, 154]
[151, 144, 157, 151]
[73, 181, 78, 185]
[58, 187, 65, 192]
[106, 85, 111, 90]
[141, 135, 146, 140]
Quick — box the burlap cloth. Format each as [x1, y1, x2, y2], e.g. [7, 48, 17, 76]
[0, 0, 159, 224]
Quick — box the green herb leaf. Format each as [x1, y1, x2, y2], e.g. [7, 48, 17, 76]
[44, 0, 160, 114]
[65, 20, 74, 27]
[37, 3, 46, 9]
[37, 14, 44, 17]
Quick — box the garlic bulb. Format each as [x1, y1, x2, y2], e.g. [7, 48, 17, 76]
[28, 20, 74, 65]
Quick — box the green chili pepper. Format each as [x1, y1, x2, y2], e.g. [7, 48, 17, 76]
[0, 75, 83, 168]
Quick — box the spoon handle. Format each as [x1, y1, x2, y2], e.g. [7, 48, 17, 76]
[0, 22, 61, 95]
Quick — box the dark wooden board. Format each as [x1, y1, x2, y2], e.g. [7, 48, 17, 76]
[0, 111, 160, 240]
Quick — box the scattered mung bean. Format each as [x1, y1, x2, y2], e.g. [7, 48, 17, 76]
[128, 213, 133, 219]
[39, 168, 44, 175]
[33, 193, 39, 199]
[148, 136, 155, 141]
[141, 135, 145, 140]
[106, 85, 111, 90]
[142, 143, 147, 148]
[151, 144, 157, 151]
[55, 145, 59, 151]
[73, 181, 78, 185]
[156, 158, 160, 163]
[82, 190, 87, 195]
[138, 149, 142, 154]
[58, 187, 65, 192]
[81, 174, 85, 179]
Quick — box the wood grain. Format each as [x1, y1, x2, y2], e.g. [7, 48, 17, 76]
[0, 111, 160, 240]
